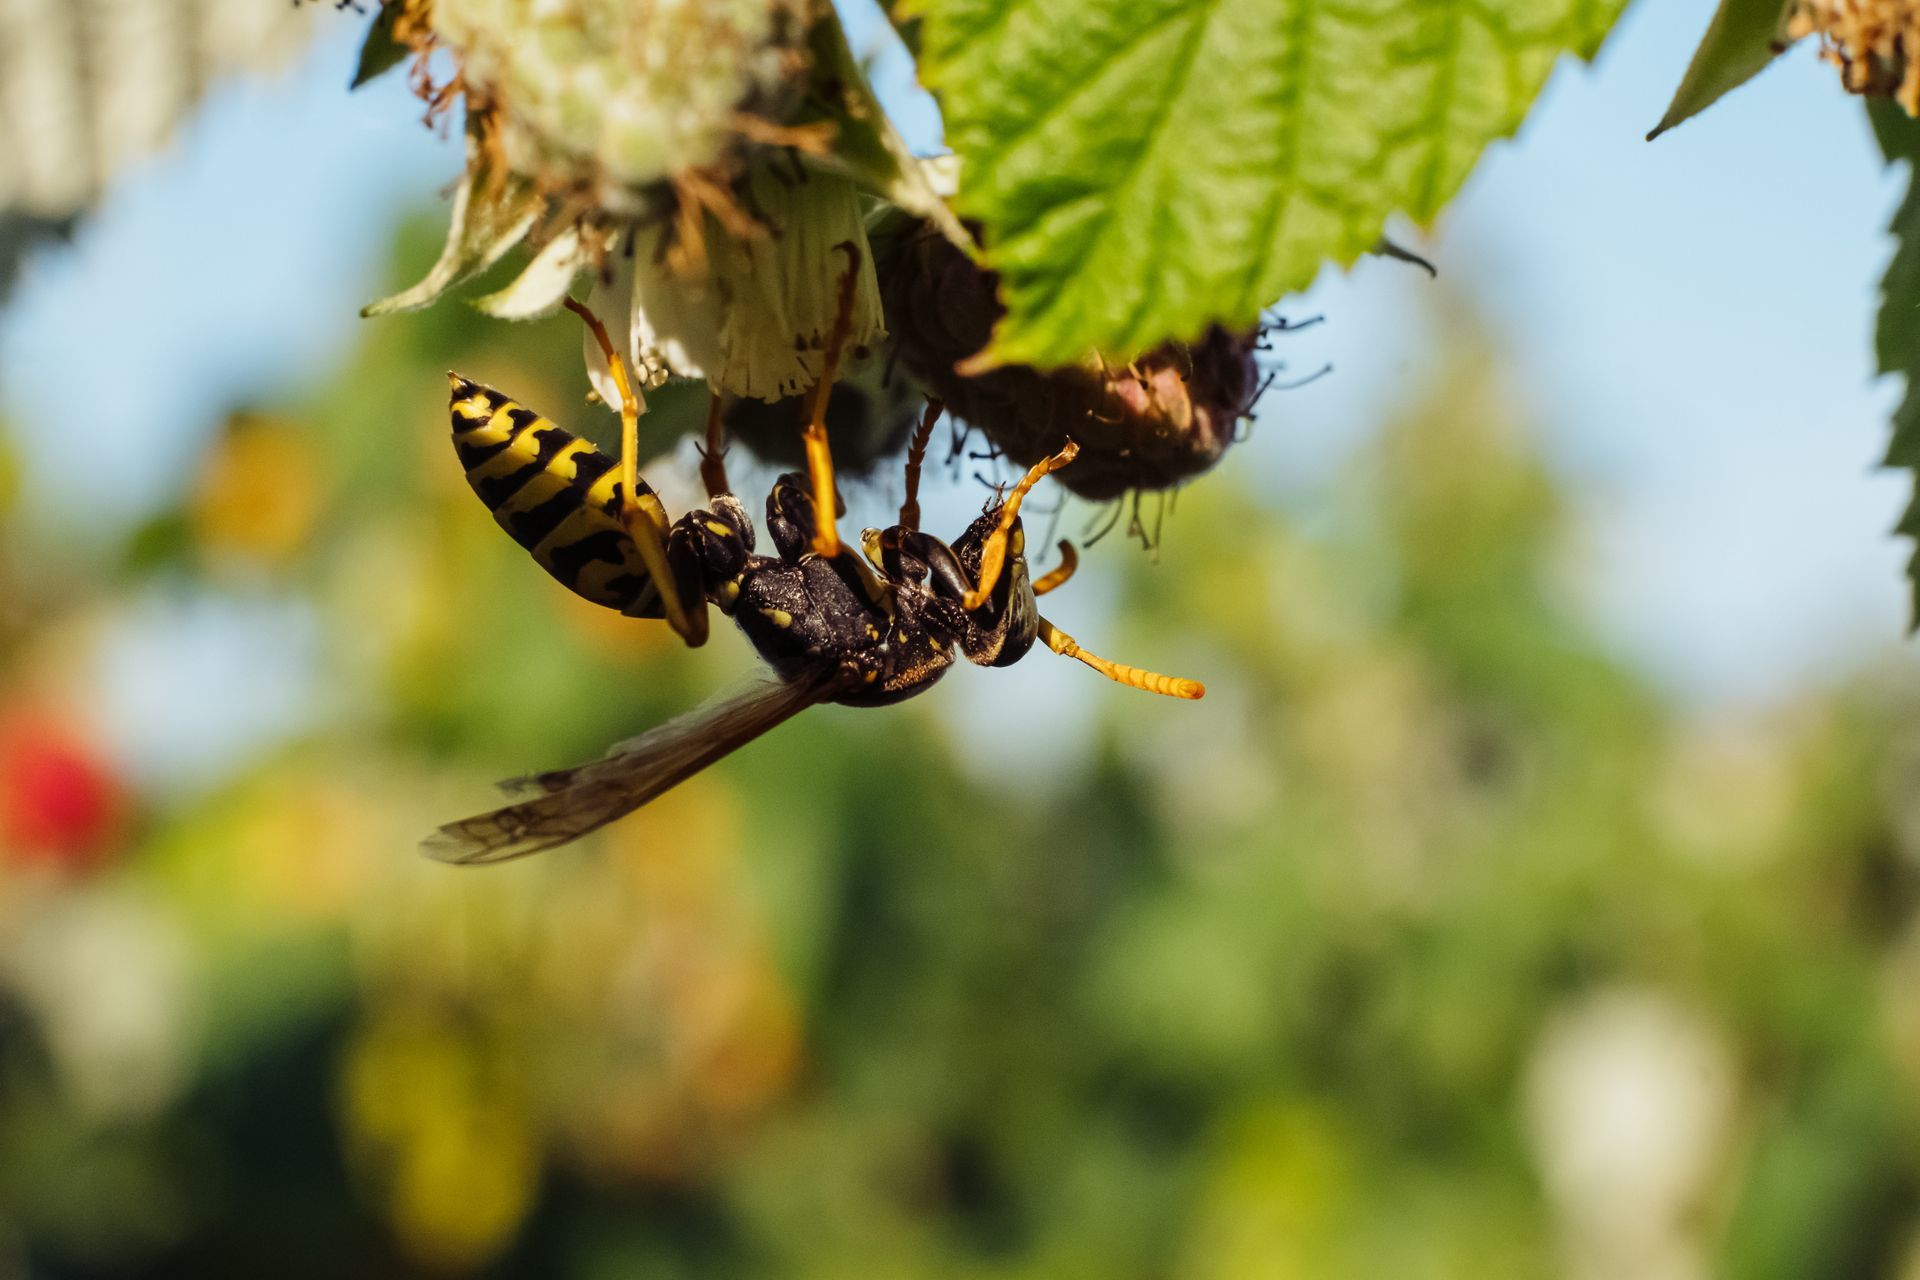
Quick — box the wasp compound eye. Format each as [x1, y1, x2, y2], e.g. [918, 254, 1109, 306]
[881, 226, 1269, 502]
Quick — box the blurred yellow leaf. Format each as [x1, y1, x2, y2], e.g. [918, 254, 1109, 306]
[0, 430, 18, 516]
[190, 414, 328, 566]
[341, 1010, 540, 1271]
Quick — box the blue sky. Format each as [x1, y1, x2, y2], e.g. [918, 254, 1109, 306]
[1259, 0, 1915, 706]
[0, 0, 1912, 784]
[1444, 0, 1913, 704]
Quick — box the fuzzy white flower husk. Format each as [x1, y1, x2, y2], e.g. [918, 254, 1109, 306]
[585, 166, 885, 405]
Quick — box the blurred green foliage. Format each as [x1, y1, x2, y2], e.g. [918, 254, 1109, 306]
[3, 221, 1920, 1279]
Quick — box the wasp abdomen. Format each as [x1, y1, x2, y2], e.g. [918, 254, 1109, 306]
[447, 375, 664, 617]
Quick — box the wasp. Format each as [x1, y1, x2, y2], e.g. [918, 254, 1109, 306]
[425, 250, 1203, 863]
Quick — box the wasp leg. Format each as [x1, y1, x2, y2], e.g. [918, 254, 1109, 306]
[797, 242, 863, 560]
[1031, 540, 1078, 596]
[1036, 616, 1203, 700]
[899, 398, 943, 532]
[961, 441, 1080, 611]
[699, 393, 730, 498]
[566, 296, 709, 647]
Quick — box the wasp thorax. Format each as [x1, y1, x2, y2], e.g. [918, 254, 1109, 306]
[1787, 0, 1920, 114]
[881, 226, 1262, 502]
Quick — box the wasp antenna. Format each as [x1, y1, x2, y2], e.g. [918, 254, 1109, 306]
[1037, 616, 1203, 700]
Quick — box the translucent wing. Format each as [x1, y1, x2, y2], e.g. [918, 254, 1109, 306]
[422, 677, 828, 865]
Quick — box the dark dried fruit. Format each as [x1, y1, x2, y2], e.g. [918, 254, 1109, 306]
[881, 227, 1263, 501]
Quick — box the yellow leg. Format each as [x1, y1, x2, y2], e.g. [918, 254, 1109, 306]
[699, 393, 730, 498]
[962, 441, 1079, 611]
[1037, 616, 1203, 700]
[1031, 540, 1078, 596]
[798, 243, 863, 560]
[899, 398, 943, 532]
[565, 296, 708, 647]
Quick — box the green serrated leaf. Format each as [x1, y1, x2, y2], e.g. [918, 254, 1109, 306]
[1869, 99, 1920, 628]
[910, 0, 1627, 367]
[1647, 0, 1793, 140]
[351, 1, 409, 89]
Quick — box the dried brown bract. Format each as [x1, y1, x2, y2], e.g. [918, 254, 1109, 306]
[1788, 0, 1920, 114]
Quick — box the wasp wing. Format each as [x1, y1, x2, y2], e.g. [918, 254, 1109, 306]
[422, 676, 829, 865]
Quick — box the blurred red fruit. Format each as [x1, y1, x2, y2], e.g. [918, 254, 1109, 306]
[0, 709, 124, 871]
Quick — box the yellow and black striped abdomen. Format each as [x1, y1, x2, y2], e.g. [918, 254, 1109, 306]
[447, 374, 664, 618]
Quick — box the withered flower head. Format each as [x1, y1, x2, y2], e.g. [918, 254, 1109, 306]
[360, 0, 954, 408]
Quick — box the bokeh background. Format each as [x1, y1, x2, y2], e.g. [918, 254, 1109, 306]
[4, 1, 1920, 1276]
